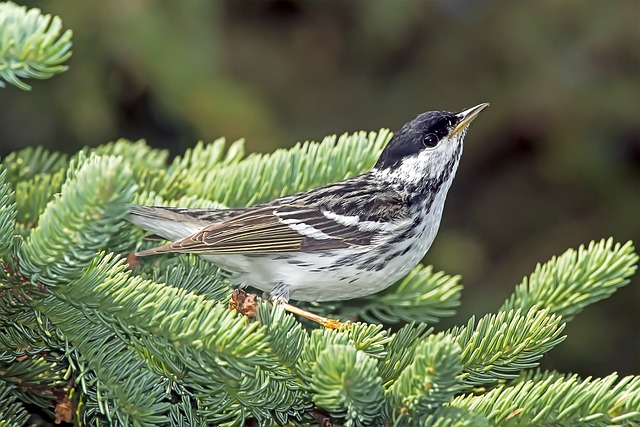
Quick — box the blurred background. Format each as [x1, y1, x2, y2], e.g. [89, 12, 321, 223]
[1, 0, 638, 377]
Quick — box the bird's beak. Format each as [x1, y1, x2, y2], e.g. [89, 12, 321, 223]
[450, 103, 490, 137]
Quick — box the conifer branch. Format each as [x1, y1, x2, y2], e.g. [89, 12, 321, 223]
[75, 139, 171, 199]
[0, 146, 67, 186]
[0, 379, 30, 427]
[165, 138, 245, 200]
[0, 168, 16, 256]
[17, 154, 136, 286]
[258, 303, 310, 370]
[448, 308, 566, 387]
[190, 130, 392, 206]
[451, 371, 640, 426]
[385, 335, 462, 423]
[311, 344, 385, 427]
[501, 238, 638, 321]
[378, 323, 433, 386]
[0, 1, 72, 90]
[291, 323, 392, 425]
[141, 254, 231, 301]
[297, 328, 352, 385]
[345, 323, 391, 360]
[418, 407, 491, 427]
[51, 252, 308, 425]
[0, 309, 65, 416]
[0, 148, 67, 232]
[0, 347, 62, 409]
[36, 296, 171, 427]
[15, 169, 65, 228]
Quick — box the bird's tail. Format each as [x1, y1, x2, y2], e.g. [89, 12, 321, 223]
[127, 205, 206, 245]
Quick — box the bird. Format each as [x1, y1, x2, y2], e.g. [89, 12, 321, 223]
[127, 103, 489, 328]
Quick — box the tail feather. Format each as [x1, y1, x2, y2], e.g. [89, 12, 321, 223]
[127, 205, 207, 244]
[135, 242, 179, 257]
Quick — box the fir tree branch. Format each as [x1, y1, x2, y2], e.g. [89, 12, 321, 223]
[378, 323, 433, 387]
[141, 254, 231, 302]
[0, 298, 63, 350]
[0, 307, 63, 414]
[354, 265, 462, 325]
[17, 154, 136, 286]
[345, 323, 391, 360]
[311, 344, 385, 427]
[255, 303, 311, 422]
[0, 353, 62, 411]
[292, 324, 392, 425]
[448, 308, 566, 387]
[0, 146, 68, 187]
[501, 238, 638, 322]
[52, 252, 306, 425]
[450, 371, 640, 426]
[89, 139, 169, 170]
[165, 138, 245, 201]
[189, 130, 391, 206]
[0, 167, 16, 257]
[0, 2, 72, 90]
[14, 169, 65, 229]
[385, 335, 463, 423]
[258, 303, 309, 371]
[73, 139, 170, 200]
[166, 381, 208, 427]
[0, 379, 30, 427]
[66, 254, 271, 372]
[36, 296, 171, 427]
[1, 127, 637, 426]
[297, 328, 352, 385]
[419, 407, 491, 427]
[0, 148, 67, 233]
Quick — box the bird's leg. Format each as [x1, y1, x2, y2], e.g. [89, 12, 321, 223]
[269, 284, 343, 330]
[279, 302, 343, 329]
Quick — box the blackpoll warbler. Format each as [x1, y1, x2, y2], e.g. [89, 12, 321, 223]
[128, 103, 489, 327]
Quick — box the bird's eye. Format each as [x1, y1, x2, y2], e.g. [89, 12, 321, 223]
[423, 133, 439, 148]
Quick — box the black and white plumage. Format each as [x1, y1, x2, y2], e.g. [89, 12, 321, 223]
[128, 104, 488, 303]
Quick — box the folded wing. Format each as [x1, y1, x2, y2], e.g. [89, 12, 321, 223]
[135, 204, 389, 256]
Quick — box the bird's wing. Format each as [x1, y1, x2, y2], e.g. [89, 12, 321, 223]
[134, 198, 408, 256]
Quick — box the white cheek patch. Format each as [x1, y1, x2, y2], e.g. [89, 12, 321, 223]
[375, 134, 463, 185]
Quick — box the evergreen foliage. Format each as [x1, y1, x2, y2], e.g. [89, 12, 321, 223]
[451, 371, 640, 426]
[0, 380, 30, 427]
[0, 2, 72, 90]
[1, 4, 638, 426]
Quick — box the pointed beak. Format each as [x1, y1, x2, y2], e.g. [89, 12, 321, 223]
[449, 102, 490, 137]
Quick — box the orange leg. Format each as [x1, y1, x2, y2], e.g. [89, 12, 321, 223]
[279, 302, 343, 330]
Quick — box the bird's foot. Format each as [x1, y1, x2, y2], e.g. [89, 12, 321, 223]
[230, 288, 343, 329]
[229, 289, 258, 318]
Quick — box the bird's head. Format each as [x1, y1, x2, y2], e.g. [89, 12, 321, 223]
[373, 103, 489, 185]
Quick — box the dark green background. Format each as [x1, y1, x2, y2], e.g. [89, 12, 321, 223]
[2, 0, 638, 376]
